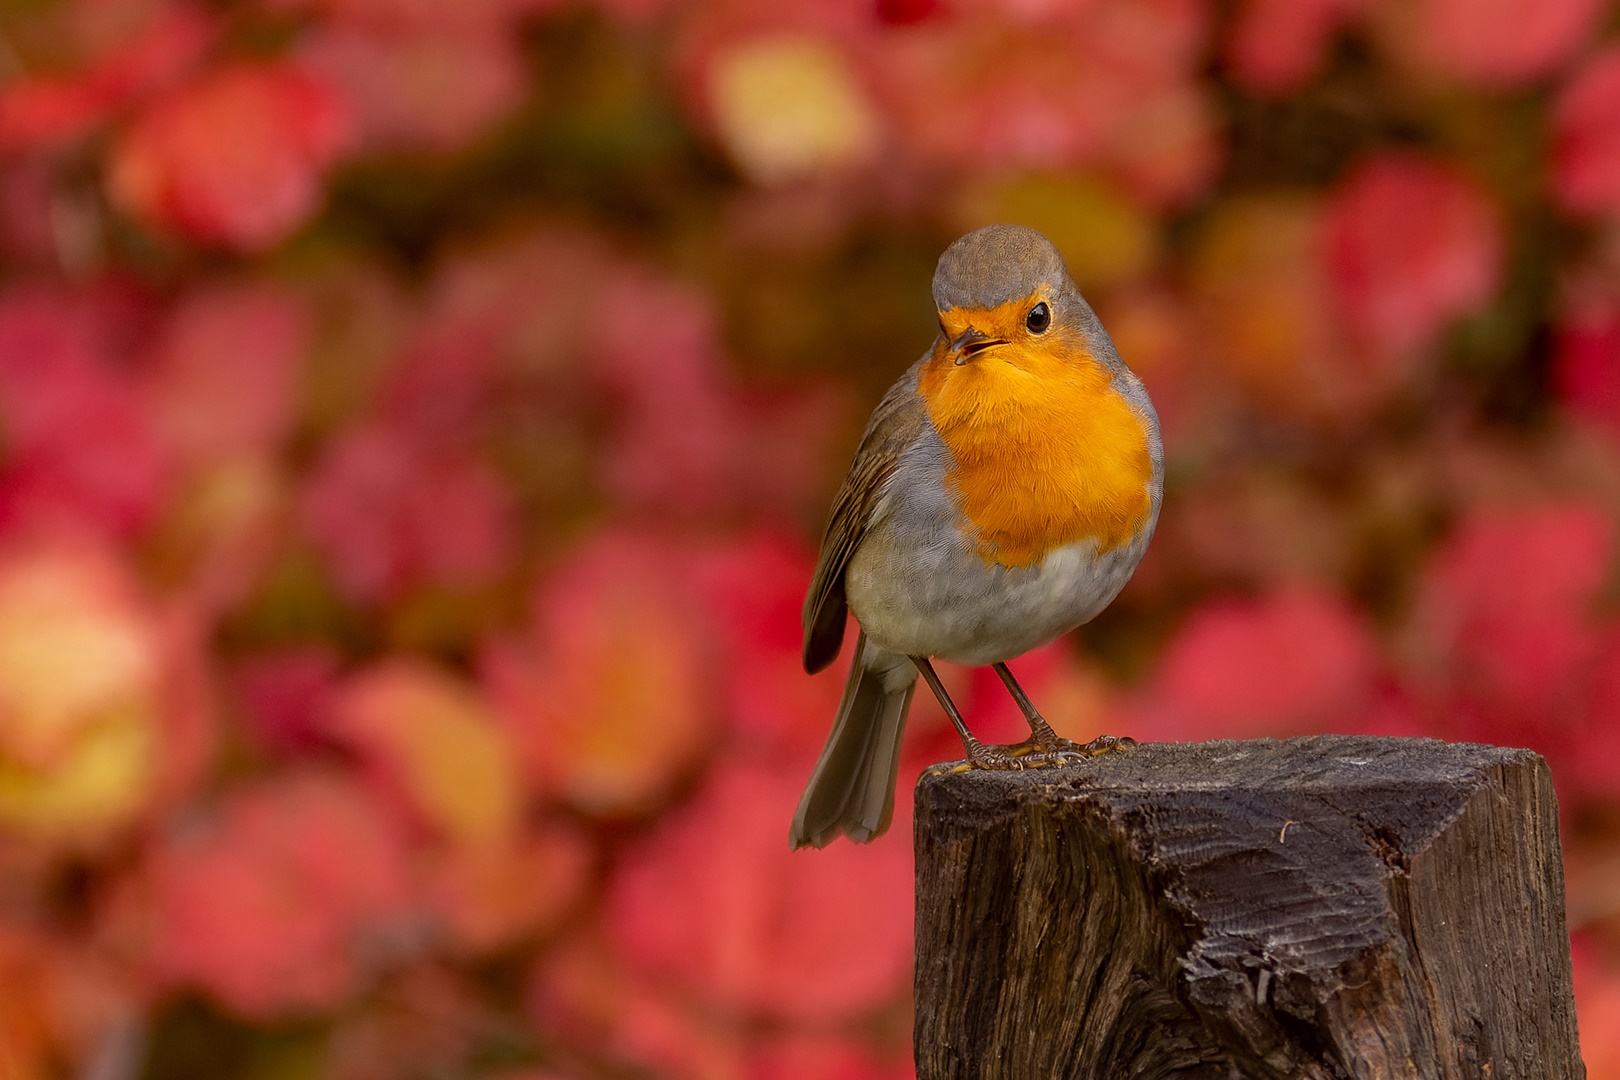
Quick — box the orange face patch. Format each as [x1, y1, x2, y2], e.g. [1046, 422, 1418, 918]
[919, 295, 1153, 567]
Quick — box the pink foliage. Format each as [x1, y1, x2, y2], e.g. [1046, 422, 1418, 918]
[1189, 195, 1381, 422]
[587, 264, 847, 518]
[588, 268, 738, 510]
[272, 0, 539, 32]
[1405, 503, 1613, 748]
[144, 772, 416, 1017]
[1321, 153, 1503, 356]
[528, 930, 742, 1078]
[1566, 629, 1620, 800]
[0, 4, 215, 151]
[301, 422, 515, 604]
[876, 0, 942, 26]
[374, 327, 502, 445]
[607, 758, 913, 1022]
[1554, 301, 1620, 440]
[0, 926, 130, 1079]
[427, 823, 589, 954]
[233, 646, 343, 755]
[107, 62, 351, 249]
[1553, 48, 1620, 216]
[875, 0, 1213, 196]
[1225, 0, 1365, 94]
[1139, 588, 1383, 741]
[688, 532, 846, 762]
[144, 283, 311, 462]
[1394, 0, 1605, 87]
[485, 532, 716, 815]
[302, 25, 527, 153]
[745, 1036, 914, 1080]
[1574, 943, 1620, 1079]
[0, 289, 172, 539]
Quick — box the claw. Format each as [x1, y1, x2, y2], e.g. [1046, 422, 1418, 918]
[1084, 733, 1136, 755]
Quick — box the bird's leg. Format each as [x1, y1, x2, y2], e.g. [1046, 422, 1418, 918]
[992, 661, 1064, 752]
[910, 656, 1028, 772]
[992, 661, 1137, 760]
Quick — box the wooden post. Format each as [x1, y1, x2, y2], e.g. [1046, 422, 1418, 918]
[913, 735, 1584, 1080]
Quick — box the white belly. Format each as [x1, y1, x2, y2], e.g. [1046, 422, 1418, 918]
[845, 530, 1149, 666]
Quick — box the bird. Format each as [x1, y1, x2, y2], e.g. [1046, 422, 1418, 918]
[790, 224, 1163, 849]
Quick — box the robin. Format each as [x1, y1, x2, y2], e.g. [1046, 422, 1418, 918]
[791, 224, 1163, 849]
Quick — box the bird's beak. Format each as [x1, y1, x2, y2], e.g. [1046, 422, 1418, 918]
[949, 326, 1004, 365]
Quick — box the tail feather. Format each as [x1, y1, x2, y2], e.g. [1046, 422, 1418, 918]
[790, 633, 916, 848]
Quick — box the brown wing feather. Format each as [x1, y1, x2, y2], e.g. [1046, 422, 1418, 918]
[802, 364, 927, 674]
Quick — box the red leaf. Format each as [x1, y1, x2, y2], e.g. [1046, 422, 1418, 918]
[0, 289, 172, 538]
[1099, 83, 1221, 208]
[0, 80, 112, 152]
[300, 422, 515, 604]
[145, 771, 416, 1017]
[1553, 47, 1620, 216]
[1573, 943, 1620, 1079]
[1322, 153, 1503, 355]
[875, 0, 940, 25]
[1553, 302, 1620, 439]
[1225, 0, 1366, 95]
[301, 26, 526, 153]
[483, 532, 715, 816]
[145, 283, 310, 461]
[0, 927, 129, 1078]
[1566, 627, 1620, 801]
[1140, 588, 1382, 740]
[687, 531, 845, 763]
[1390, 0, 1605, 87]
[746, 1035, 914, 1080]
[0, 5, 215, 151]
[528, 929, 744, 1077]
[586, 267, 735, 511]
[607, 758, 913, 1022]
[426, 823, 589, 954]
[1191, 195, 1392, 422]
[233, 646, 343, 756]
[270, 0, 535, 33]
[871, 0, 1209, 194]
[1406, 502, 1613, 728]
[107, 62, 350, 250]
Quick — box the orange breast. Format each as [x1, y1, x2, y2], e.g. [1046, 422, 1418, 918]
[917, 341, 1153, 568]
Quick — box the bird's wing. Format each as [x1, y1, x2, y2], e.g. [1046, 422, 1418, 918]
[802, 364, 927, 674]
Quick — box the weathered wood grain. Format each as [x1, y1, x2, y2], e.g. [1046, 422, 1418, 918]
[913, 735, 1583, 1080]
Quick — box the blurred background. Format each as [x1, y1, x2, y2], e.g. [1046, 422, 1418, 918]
[0, 0, 1619, 1075]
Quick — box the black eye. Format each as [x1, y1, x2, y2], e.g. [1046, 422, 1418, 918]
[1026, 302, 1050, 334]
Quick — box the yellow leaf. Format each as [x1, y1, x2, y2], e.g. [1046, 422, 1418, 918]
[0, 706, 155, 838]
[709, 35, 879, 184]
[337, 661, 521, 847]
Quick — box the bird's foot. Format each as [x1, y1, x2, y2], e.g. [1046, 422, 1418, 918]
[1026, 732, 1137, 758]
[1021, 715, 1137, 759]
[923, 733, 1137, 776]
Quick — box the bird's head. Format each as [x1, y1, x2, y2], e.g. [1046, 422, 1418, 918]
[928, 224, 1109, 376]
